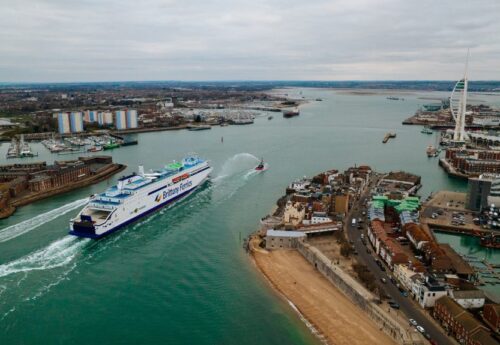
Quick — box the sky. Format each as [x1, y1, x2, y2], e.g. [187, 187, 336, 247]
[0, 0, 499, 82]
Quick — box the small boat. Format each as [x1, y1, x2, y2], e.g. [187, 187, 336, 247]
[426, 145, 438, 157]
[121, 139, 138, 146]
[283, 107, 300, 118]
[421, 126, 433, 134]
[255, 158, 267, 171]
[88, 146, 103, 152]
[268, 115, 273, 120]
[316, 98, 323, 101]
[104, 142, 120, 150]
[188, 125, 211, 131]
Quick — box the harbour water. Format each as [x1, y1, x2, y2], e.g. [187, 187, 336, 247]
[0, 88, 499, 344]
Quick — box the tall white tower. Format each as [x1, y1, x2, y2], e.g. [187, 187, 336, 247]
[451, 51, 469, 143]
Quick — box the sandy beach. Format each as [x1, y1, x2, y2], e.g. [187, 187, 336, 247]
[252, 248, 398, 345]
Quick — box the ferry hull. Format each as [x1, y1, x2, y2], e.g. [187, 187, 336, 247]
[69, 182, 205, 239]
[70, 161, 212, 239]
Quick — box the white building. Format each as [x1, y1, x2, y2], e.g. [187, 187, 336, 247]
[265, 230, 306, 249]
[69, 112, 84, 133]
[126, 109, 138, 128]
[311, 212, 332, 224]
[451, 290, 485, 309]
[288, 178, 310, 192]
[393, 264, 421, 292]
[57, 112, 70, 134]
[115, 110, 127, 130]
[415, 277, 449, 308]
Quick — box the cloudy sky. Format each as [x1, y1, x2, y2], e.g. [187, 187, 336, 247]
[0, 0, 498, 82]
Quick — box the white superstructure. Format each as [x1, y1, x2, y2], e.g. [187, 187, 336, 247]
[69, 155, 212, 238]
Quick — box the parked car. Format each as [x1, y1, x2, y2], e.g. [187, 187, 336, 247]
[416, 325, 425, 333]
[409, 319, 417, 326]
[380, 278, 386, 284]
[389, 302, 400, 309]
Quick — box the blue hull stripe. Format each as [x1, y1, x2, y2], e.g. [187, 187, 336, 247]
[69, 180, 206, 239]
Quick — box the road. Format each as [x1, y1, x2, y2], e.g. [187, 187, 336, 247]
[345, 174, 454, 345]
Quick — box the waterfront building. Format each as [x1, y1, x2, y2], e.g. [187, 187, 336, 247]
[434, 296, 497, 345]
[451, 290, 485, 310]
[57, 112, 70, 134]
[69, 112, 84, 133]
[483, 304, 500, 333]
[126, 109, 138, 128]
[466, 175, 494, 211]
[115, 110, 127, 130]
[265, 230, 306, 250]
[415, 276, 449, 308]
[443, 148, 500, 176]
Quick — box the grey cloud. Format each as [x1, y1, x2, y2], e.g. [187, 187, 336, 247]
[0, 0, 498, 81]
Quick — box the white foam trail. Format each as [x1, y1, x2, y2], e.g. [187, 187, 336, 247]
[217, 153, 260, 178]
[0, 198, 88, 243]
[0, 236, 89, 278]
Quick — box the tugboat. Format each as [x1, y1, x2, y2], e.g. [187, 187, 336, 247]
[255, 158, 267, 171]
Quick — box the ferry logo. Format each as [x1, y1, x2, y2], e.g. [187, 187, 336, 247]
[155, 194, 162, 202]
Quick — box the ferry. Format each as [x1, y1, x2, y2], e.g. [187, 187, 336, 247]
[69, 155, 212, 239]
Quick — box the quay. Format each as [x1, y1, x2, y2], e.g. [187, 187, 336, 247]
[0, 156, 126, 219]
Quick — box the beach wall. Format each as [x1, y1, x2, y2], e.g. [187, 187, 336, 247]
[297, 241, 420, 345]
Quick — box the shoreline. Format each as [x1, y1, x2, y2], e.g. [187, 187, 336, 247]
[2, 163, 126, 219]
[248, 250, 328, 344]
[248, 237, 398, 345]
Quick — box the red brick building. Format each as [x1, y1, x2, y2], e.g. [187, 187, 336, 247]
[433, 296, 498, 345]
[483, 304, 500, 333]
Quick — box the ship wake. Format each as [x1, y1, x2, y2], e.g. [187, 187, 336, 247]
[0, 236, 89, 278]
[0, 198, 88, 243]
